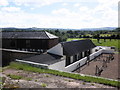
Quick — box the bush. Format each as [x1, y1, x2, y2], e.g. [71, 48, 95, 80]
[41, 83, 47, 87]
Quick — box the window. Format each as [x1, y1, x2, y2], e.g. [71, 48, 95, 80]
[88, 49, 91, 55]
[70, 56, 74, 63]
[66, 55, 79, 67]
[84, 51, 88, 57]
[82, 52, 84, 57]
[77, 53, 80, 60]
[79, 52, 82, 59]
[74, 55, 77, 62]
[66, 56, 70, 66]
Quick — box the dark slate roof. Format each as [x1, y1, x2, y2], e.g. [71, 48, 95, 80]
[1, 31, 58, 39]
[61, 39, 96, 56]
[22, 53, 62, 65]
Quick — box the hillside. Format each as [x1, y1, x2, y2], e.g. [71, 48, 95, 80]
[2, 68, 114, 88]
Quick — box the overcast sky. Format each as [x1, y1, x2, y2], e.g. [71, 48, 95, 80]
[0, 0, 118, 29]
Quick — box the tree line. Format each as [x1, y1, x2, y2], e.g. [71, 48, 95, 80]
[2, 28, 120, 42]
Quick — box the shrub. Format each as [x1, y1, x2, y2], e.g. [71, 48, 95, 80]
[41, 83, 47, 87]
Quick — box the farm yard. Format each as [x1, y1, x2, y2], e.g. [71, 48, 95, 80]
[1, 28, 120, 88]
[67, 38, 119, 80]
[1, 0, 120, 88]
[74, 53, 119, 80]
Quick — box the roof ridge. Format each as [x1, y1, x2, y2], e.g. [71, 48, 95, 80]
[61, 39, 91, 44]
[45, 31, 58, 39]
[2, 31, 58, 39]
[44, 31, 50, 39]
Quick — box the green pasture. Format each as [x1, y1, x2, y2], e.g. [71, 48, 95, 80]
[100, 34, 111, 37]
[67, 38, 119, 50]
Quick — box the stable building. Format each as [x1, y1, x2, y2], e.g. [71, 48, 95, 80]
[2, 31, 59, 52]
[47, 39, 96, 67]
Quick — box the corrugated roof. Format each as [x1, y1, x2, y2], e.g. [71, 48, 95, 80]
[61, 39, 96, 56]
[2, 31, 58, 39]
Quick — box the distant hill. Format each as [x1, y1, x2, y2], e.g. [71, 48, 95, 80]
[79, 27, 117, 31]
[0, 27, 117, 31]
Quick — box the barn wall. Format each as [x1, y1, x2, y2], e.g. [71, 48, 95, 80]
[16, 39, 26, 49]
[2, 39, 12, 49]
[30, 39, 48, 49]
[2, 38, 58, 50]
[48, 38, 58, 49]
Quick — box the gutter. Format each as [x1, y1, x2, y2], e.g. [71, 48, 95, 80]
[15, 59, 49, 67]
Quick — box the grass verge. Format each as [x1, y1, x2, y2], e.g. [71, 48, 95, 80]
[8, 62, 120, 87]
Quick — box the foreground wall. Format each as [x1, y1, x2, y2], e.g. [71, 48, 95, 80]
[2, 49, 37, 66]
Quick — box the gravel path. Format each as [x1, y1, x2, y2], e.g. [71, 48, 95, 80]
[2, 68, 115, 88]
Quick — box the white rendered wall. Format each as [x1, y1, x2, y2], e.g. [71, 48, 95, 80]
[102, 47, 115, 53]
[48, 48, 105, 72]
[47, 43, 63, 56]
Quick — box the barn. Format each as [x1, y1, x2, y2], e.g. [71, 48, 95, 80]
[2, 31, 59, 52]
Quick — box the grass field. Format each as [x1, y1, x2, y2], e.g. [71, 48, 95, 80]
[67, 38, 119, 50]
[100, 34, 111, 37]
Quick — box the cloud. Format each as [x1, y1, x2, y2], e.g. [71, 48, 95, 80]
[62, 3, 68, 6]
[52, 8, 78, 17]
[52, 8, 70, 15]
[1, 7, 21, 12]
[74, 3, 80, 7]
[12, 0, 62, 7]
[97, 0, 118, 5]
[0, 0, 9, 6]
[0, 0, 118, 28]
[51, 1, 118, 28]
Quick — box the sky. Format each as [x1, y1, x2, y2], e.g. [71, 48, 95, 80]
[0, 0, 119, 29]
